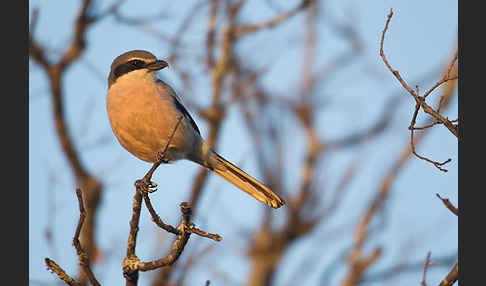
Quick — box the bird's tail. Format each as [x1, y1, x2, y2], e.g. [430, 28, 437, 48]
[203, 150, 285, 209]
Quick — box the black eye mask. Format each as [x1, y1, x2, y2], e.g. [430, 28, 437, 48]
[113, 60, 146, 78]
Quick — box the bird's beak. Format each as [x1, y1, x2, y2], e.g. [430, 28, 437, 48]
[146, 60, 169, 71]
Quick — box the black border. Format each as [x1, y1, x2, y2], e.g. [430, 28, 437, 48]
[10, 0, 28, 284]
[459, 0, 478, 284]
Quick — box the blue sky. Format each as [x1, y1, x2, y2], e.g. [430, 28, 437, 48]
[29, 0, 457, 285]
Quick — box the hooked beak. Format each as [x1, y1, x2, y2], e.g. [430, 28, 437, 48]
[146, 59, 169, 71]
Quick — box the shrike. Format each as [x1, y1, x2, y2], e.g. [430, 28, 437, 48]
[106, 50, 285, 208]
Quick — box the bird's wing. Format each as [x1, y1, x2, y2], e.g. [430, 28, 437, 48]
[156, 79, 201, 135]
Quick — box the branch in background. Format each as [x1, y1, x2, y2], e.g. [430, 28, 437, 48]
[32, 1, 458, 286]
[167, 0, 207, 65]
[359, 253, 457, 284]
[29, 1, 116, 284]
[206, 0, 220, 67]
[323, 94, 401, 151]
[232, 1, 399, 285]
[241, 2, 340, 285]
[189, 0, 311, 211]
[45, 189, 101, 286]
[337, 65, 457, 284]
[175, 245, 217, 286]
[112, 2, 169, 26]
[340, 248, 382, 286]
[145, 1, 234, 282]
[72, 189, 101, 286]
[234, 0, 312, 36]
[421, 251, 433, 286]
[338, 9, 460, 286]
[338, 143, 406, 285]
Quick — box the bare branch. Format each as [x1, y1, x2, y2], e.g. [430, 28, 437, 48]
[124, 129, 222, 285]
[380, 9, 457, 173]
[379, 9, 458, 138]
[436, 194, 459, 216]
[45, 258, 80, 286]
[206, 0, 220, 67]
[413, 119, 458, 130]
[438, 262, 458, 286]
[421, 252, 432, 286]
[123, 201, 221, 283]
[29, 2, 104, 283]
[45, 189, 101, 286]
[72, 189, 101, 286]
[409, 102, 452, 172]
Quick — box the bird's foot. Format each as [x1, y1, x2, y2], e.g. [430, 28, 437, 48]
[135, 177, 158, 193]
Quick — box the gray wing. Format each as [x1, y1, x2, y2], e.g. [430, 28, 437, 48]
[172, 95, 201, 135]
[156, 79, 201, 135]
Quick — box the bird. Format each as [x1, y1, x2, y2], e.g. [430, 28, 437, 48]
[106, 50, 285, 209]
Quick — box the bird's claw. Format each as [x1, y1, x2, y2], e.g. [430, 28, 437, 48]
[135, 178, 158, 193]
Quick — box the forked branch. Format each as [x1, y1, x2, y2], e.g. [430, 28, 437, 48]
[380, 8, 458, 172]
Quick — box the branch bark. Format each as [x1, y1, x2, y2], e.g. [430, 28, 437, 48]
[29, 1, 104, 284]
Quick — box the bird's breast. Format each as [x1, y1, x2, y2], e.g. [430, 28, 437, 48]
[107, 79, 196, 163]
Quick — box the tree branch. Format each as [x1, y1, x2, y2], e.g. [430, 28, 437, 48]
[436, 194, 459, 216]
[45, 189, 101, 286]
[380, 9, 458, 138]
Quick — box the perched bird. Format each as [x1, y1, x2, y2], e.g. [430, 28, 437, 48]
[106, 50, 285, 209]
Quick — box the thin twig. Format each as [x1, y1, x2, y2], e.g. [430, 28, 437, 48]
[423, 52, 458, 100]
[409, 103, 451, 172]
[380, 9, 458, 138]
[132, 203, 193, 272]
[44, 189, 101, 286]
[413, 119, 458, 130]
[421, 251, 432, 286]
[186, 224, 223, 241]
[142, 193, 179, 234]
[45, 258, 80, 286]
[142, 192, 222, 242]
[72, 189, 101, 286]
[124, 191, 143, 286]
[381, 8, 454, 172]
[436, 194, 459, 216]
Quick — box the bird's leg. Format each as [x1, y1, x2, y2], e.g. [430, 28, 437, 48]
[135, 161, 161, 193]
[135, 116, 183, 193]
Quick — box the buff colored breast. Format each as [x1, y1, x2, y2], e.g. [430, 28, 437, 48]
[107, 70, 199, 163]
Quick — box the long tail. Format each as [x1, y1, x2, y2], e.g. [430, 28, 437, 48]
[203, 150, 285, 209]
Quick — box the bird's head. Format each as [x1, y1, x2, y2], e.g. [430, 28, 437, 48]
[108, 50, 168, 87]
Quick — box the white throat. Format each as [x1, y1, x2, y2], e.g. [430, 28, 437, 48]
[112, 69, 157, 88]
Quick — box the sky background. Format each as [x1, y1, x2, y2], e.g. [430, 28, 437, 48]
[29, 0, 457, 285]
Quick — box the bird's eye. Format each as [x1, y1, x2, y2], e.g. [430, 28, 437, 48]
[131, 60, 144, 67]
